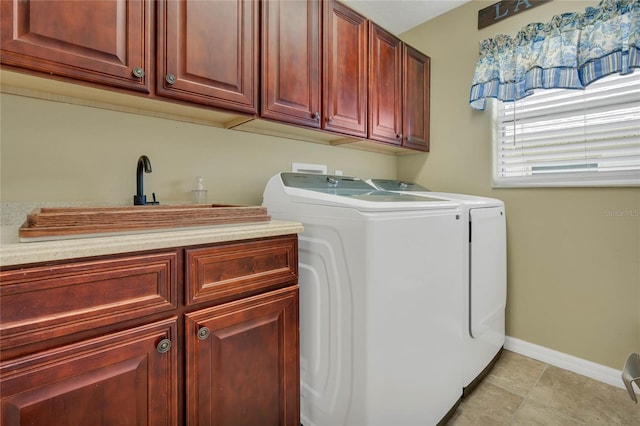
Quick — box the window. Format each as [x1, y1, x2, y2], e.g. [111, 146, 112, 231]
[492, 72, 640, 188]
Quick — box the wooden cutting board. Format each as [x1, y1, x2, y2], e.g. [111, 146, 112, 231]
[19, 204, 271, 239]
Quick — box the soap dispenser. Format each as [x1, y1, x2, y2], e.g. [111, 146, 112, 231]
[191, 176, 208, 204]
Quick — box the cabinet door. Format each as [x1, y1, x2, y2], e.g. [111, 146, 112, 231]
[0, 251, 177, 359]
[261, 0, 321, 127]
[157, 0, 258, 114]
[323, 0, 368, 138]
[368, 22, 402, 145]
[0, 0, 150, 92]
[186, 286, 299, 426]
[403, 44, 431, 151]
[0, 319, 178, 426]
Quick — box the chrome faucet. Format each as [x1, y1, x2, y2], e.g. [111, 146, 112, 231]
[134, 155, 157, 205]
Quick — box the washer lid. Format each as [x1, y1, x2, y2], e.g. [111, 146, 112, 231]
[368, 179, 429, 192]
[283, 173, 435, 201]
[277, 173, 457, 210]
[368, 178, 505, 207]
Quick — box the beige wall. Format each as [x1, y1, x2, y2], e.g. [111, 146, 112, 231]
[1, 0, 638, 371]
[400, 0, 640, 369]
[0, 93, 396, 205]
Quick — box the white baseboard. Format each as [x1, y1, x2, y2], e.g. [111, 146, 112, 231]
[504, 336, 625, 390]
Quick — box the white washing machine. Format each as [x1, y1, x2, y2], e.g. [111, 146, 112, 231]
[263, 172, 465, 426]
[368, 179, 506, 395]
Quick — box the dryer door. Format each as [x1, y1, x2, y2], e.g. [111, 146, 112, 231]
[469, 206, 507, 339]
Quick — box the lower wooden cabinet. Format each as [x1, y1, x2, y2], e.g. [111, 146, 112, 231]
[186, 286, 299, 425]
[0, 319, 178, 426]
[0, 234, 299, 426]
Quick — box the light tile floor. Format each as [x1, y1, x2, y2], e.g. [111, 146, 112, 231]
[446, 350, 640, 425]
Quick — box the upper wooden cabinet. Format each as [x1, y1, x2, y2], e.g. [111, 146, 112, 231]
[0, 0, 430, 153]
[368, 23, 431, 151]
[403, 44, 431, 151]
[156, 0, 259, 114]
[0, 0, 151, 93]
[368, 22, 403, 145]
[323, 0, 368, 138]
[261, 0, 322, 127]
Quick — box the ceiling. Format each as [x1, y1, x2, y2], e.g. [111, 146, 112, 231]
[342, 0, 471, 35]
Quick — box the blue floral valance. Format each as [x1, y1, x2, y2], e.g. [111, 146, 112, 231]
[470, 0, 640, 110]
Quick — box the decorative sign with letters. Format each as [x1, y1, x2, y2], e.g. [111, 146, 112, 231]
[478, 0, 553, 29]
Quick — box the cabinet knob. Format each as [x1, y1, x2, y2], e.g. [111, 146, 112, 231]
[313, 112, 320, 120]
[156, 338, 172, 354]
[396, 134, 402, 139]
[197, 326, 210, 340]
[165, 74, 177, 85]
[132, 67, 145, 78]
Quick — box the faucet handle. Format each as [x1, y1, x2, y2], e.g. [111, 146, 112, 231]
[148, 193, 160, 205]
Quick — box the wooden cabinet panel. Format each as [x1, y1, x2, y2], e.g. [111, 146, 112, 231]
[185, 235, 298, 307]
[0, 318, 178, 426]
[185, 286, 299, 426]
[368, 22, 402, 145]
[0, 251, 177, 354]
[156, 0, 258, 113]
[323, 0, 368, 138]
[261, 0, 321, 127]
[0, 0, 151, 92]
[0, 0, 429, 153]
[0, 234, 299, 425]
[403, 44, 430, 151]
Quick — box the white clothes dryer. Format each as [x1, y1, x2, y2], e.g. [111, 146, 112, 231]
[263, 173, 465, 426]
[368, 179, 507, 395]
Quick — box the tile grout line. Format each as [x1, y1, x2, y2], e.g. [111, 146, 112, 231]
[508, 363, 549, 425]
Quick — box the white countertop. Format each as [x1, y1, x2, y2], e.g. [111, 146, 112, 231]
[0, 203, 302, 267]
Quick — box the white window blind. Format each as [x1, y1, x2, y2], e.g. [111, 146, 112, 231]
[493, 72, 640, 187]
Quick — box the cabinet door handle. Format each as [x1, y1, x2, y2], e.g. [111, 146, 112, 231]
[156, 338, 172, 353]
[313, 112, 320, 120]
[165, 74, 177, 85]
[132, 67, 145, 78]
[197, 327, 210, 340]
